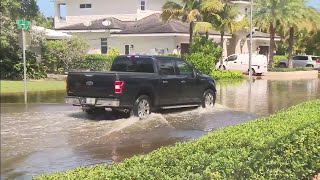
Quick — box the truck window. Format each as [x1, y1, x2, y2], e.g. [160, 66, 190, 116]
[176, 60, 193, 77]
[157, 58, 175, 75]
[111, 57, 155, 73]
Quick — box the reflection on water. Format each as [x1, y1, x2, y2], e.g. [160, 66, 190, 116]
[0, 90, 66, 104]
[1, 78, 320, 180]
[217, 78, 320, 114]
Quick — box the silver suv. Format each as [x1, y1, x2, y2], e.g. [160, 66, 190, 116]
[278, 55, 320, 69]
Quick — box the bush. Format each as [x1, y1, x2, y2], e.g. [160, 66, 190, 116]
[1, 50, 47, 80]
[211, 69, 244, 80]
[184, 53, 215, 75]
[273, 55, 288, 67]
[270, 67, 314, 72]
[34, 100, 320, 179]
[73, 54, 115, 71]
[42, 37, 89, 73]
[184, 35, 222, 75]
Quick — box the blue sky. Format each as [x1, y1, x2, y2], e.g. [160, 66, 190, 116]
[37, 0, 320, 17]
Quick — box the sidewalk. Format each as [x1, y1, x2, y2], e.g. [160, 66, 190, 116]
[254, 70, 319, 80]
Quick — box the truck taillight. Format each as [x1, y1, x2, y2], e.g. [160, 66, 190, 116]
[316, 60, 320, 63]
[114, 81, 125, 94]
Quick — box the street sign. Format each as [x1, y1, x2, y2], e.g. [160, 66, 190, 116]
[16, 19, 31, 104]
[16, 20, 31, 30]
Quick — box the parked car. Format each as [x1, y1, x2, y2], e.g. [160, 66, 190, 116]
[278, 55, 320, 69]
[216, 54, 268, 75]
[65, 55, 217, 117]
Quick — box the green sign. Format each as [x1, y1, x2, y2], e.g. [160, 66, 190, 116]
[16, 20, 31, 30]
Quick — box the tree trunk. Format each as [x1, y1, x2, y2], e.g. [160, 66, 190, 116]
[268, 23, 275, 69]
[219, 31, 225, 65]
[287, 26, 294, 68]
[189, 21, 194, 45]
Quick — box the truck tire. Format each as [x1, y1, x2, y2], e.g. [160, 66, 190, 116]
[201, 89, 216, 108]
[132, 95, 151, 117]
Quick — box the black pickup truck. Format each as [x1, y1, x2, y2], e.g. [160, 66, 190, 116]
[65, 55, 216, 117]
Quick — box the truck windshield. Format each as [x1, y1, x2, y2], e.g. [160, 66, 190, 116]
[111, 57, 155, 73]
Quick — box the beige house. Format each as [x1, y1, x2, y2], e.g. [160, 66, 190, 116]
[53, 0, 278, 58]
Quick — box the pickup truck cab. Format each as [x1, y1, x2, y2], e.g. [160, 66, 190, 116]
[65, 55, 216, 117]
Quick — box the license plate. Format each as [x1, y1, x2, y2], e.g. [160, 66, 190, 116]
[86, 98, 96, 104]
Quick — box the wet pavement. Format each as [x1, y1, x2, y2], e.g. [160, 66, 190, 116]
[1, 78, 320, 180]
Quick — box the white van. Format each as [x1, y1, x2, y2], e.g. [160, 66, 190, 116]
[216, 54, 268, 75]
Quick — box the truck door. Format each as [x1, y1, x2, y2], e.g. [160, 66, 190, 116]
[175, 59, 200, 103]
[157, 57, 180, 106]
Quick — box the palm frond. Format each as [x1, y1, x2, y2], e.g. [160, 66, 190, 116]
[201, 0, 223, 12]
[194, 21, 213, 32]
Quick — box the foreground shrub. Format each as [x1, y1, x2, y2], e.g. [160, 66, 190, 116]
[270, 67, 314, 72]
[211, 69, 244, 80]
[34, 100, 320, 180]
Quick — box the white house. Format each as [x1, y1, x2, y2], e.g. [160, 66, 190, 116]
[53, 0, 279, 57]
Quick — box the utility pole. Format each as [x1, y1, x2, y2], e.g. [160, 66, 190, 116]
[16, 19, 31, 104]
[249, 0, 253, 80]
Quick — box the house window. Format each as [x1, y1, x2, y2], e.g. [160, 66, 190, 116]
[80, 4, 92, 9]
[101, 38, 108, 54]
[140, 1, 146, 11]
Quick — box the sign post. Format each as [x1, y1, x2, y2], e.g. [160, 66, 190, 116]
[16, 19, 31, 104]
[249, 0, 253, 80]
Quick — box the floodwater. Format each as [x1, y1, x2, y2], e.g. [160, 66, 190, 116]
[1, 78, 319, 180]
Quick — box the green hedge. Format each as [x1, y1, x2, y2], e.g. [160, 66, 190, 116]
[73, 54, 115, 71]
[34, 100, 320, 180]
[211, 69, 245, 80]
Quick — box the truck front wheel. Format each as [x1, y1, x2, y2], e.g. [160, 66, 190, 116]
[201, 89, 216, 108]
[132, 95, 151, 117]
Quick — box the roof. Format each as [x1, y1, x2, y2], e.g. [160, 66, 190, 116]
[56, 17, 127, 30]
[32, 26, 72, 39]
[56, 13, 230, 36]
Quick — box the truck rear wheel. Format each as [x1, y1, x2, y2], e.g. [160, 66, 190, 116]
[132, 95, 151, 117]
[201, 89, 216, 108]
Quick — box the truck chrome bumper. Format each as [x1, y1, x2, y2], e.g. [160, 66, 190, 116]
[65, 97, 120, 107]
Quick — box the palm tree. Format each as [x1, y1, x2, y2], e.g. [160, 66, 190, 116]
[254, 0, 291, 69]
[198, 3, 248, 65]
[161, 0, 222, 44]
[281, 1, 320, 67]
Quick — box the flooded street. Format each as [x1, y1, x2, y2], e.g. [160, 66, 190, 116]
[1, 78, 320, 180]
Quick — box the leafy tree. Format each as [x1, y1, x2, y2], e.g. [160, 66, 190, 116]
[43, 37, 89, 73]
[281, 1, 319, 67]
[254, 0, 289, 68]
[199, 4, 248, 64]
[0, 0, 55, 79]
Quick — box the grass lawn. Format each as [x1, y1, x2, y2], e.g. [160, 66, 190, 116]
[35, 100, 320, 179]
[0, 80, 66, 94]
